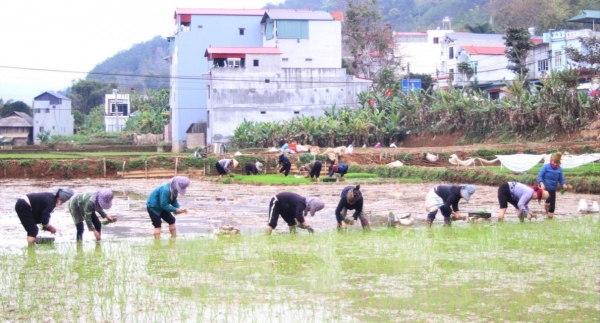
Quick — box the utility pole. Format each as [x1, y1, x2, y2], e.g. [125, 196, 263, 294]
[112, 88, 119, 131]
[406, 63, 410, 93]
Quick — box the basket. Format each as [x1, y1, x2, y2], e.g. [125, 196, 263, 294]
[468, 212, 492, 219]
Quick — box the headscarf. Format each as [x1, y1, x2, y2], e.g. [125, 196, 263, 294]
[305, 197, 325, 216]
[170, 176, 191, 199]
[346, 185, 361, 205]
[55, 188, 74, 203]
[95, 188, 114, 210]
[460, 184, 476, 202]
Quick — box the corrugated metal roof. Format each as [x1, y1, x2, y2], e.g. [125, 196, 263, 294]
[331, 11, 344, 21]
[33, 91, 70, 101]
[12, 111, 33, 125]
[0, 115, 33, 127]
[260, 11, 333, 23]
[567, 10, 600, 23]
[462, 45, 505, 55]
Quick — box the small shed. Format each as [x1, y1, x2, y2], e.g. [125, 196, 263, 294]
[186, 122, 207, 149]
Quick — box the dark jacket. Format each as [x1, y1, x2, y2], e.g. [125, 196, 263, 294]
[434, 185, 461, 217]
[335, 186, 363, 223]
[279, 154, 291, 165]
[275, 192, 306, 218]
[27, 192, 58, 225]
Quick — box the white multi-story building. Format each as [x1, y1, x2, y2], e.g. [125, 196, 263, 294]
[395, 29, 454, 76]
[104, 93, 130, 132]
[32, 92, 74, 143]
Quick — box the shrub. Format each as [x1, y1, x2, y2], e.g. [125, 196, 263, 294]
[49, 161, 61, 172]
[19, 160, 34, 167]
[348, 164, 362, 173]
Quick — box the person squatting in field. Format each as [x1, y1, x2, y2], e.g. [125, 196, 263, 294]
[245, 161, 263, 175]
[68, 188, 116, 241]
[336, 185, 370, 230]
[266, 192, 324, 234]
[537, 153, 570, 219]
[497, 182, 549, 222]
[424, 184, 476, 226]
[146, 176, 190, 238]
[278, 151, 292, 177]
[216, 158, 239, 179]
[15, 188, 74, 245]
[300, 160, 323, 183]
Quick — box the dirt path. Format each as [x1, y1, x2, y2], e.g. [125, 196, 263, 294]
[1, 178, 597, 249]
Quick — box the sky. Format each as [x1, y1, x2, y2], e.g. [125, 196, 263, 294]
[0, 0, 283, 104]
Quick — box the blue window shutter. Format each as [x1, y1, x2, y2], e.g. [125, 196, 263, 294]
[277, 20, 308, 39]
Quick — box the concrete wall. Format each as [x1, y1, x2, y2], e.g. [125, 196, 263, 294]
[527, 43, 551, 79]
[170, 14, 263, 152]
[207, 67, 370, 143]
[395, 30, 451, 75]
[32, 99, 74, 144]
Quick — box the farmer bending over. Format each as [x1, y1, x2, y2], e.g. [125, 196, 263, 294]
[245, 161, 263, 175]
[266, 192, 324, 234]
[425, 184, 475, 226]
[300, 160, 323, 183]
[69, 188, 116, 241]
[278, 151, 292, 177]
[497, 182, 548, 222]
[329, 163, 348, 181]
[336, 185, 369, 230]
[216, 158, 239, 179]
[146, 176, 190, 238]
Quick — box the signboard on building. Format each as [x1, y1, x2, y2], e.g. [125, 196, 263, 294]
[402, 79, 422, 93]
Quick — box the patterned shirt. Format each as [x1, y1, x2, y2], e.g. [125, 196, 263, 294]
[68, 193, 107, 230]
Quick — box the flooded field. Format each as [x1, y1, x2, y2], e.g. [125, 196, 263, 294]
[0, 178, 598, 322]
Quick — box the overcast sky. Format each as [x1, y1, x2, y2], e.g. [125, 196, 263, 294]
[0, 0, 283, 104]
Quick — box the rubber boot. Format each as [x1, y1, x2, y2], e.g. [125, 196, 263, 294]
[443, 216, 451, 226]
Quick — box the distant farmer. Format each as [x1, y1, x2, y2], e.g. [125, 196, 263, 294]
[336, 185, 370, 230]
[537, 153, 570, 219]
[69, 188, 116, 241]
[374, 142, 382, 149]
[329, 163, 349, 180]
[215, 158, 239, 179]
[300, 160, 323, 183]
[15, 188, 74, 245]
[146, 176, 190, 238]
[245, 161, 263, 175]
[266, 192, 324, 234]
[497, 182, 549, 222]
[278, 151, 292, 177]
[424, 184, 476, 226]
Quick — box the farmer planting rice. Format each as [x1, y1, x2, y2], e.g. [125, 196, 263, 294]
[146, 176, 190, 238]
[68, 188, 116, 241]
[336, 185, 370, 230]
[15, 188, 74, 245]
[425, 184, 476, 226]
[300, 160, 323, 183]
[215, 158, 239, 179]
[245, 161, 263, 175]
[278, 151, 292, 177]
[329, 162, 349, 181]
[497, 182, 549, 222]
[266, 192, 323, 234]
[537, 153, 570, 219]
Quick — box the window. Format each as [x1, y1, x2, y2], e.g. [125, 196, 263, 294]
[294, 111, 300, 114]
[253, 60, 259, 67]
[449, 47, 454, 59]
[180, 22, 190, 32]
[433, 37, 439, 44]
[207, 85, 210, 99]
[489, 91, 500, 100]
[282, 58, 289, 61]
[276, 20, 309, 39]
[52, 105, 56, 109]
[260, 111, 266, 114]
[207, 110, 210, 128]
[239, 28, 245, 35]
[45, 108, 50, 113]
[39, 126, 44, 132]
[305, 58, 312, 61]
[537, 59, 549, 72]
[35, 109, 40, 113]
[52, 126, 55, 130]
[555, 51, 562, 67]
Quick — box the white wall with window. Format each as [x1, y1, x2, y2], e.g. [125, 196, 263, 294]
[104, 93, 130, 132]
[32, 93, 74, 144]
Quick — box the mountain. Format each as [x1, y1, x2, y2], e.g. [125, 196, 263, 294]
[86, 36, 170, 92]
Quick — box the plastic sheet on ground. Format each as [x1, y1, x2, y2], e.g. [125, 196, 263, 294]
[426, 153, 439, 162]
[387, 160, 404, 168]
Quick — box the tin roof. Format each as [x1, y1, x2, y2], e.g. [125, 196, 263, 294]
[567, 10, 600, 24]
[0, 115, 33, 128]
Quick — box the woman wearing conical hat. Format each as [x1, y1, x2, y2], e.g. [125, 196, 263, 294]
[215, 158, 239, 179]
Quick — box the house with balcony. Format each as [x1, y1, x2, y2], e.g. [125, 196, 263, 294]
[32, 92, 74, 143]
[167, 8, 370, 151]
[104, 93, 130, 132]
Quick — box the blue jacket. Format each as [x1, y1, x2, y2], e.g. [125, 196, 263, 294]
[537, 163, 566, 191]
[329, 163, 348, 177]
[146, 183, 180, 216]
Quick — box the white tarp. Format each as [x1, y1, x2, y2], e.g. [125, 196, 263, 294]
[549, 153, 600, 169]
[495, 154, 546, 172]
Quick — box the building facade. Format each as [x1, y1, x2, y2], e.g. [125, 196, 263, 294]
[543, 29, 600, 72]
[168, 8, 368, 151]
[32, 92, 74, 143]
[104, 93, 130, 132]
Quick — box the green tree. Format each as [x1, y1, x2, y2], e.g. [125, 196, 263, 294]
[463, 22, 495, 34]
[69, 79, 117, 114]
[80, 105, 106, 135]
[36, 130, 51, 143]
[503, 27, 534, 84]
[565, 36, 600, 72]
[124, 89, 170, 134]
[72, 110, 85, 128]
[1, 101, 31, 118]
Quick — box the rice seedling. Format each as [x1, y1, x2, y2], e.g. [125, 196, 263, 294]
[0, 217, 597, 322]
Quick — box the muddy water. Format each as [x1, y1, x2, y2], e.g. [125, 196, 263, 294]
[1, 178, 596, 247]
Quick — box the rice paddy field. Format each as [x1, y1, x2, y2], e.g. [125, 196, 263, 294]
[0, 178, 598, 322]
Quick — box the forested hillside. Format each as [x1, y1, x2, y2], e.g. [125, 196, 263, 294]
[266, 0, 600, 32]
[86, 36, 169, 92]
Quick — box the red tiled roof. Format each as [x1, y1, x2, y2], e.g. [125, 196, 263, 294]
[204, 47, 282, 59]
[462, 45, 505, 55]
[532, 37, 543, 45]
[331, 11, 344, 21]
